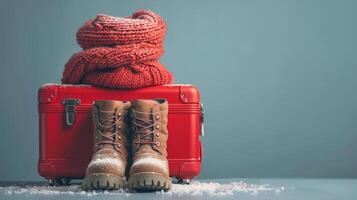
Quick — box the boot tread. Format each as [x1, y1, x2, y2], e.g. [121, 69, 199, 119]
[128, 172, 172, 191]
[82, 173, 126, 190]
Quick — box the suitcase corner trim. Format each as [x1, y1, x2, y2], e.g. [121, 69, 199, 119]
[179, 84, 200, 103]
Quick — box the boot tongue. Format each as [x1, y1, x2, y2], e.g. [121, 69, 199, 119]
[94, 100, 124, 133]
[131, 99, 159, 113]
[132, 99, 160, 152]
[95, 100, 125, 112]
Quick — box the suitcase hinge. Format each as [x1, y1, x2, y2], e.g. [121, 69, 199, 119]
[61, 99, 81, 126]
[200, 103, 204, 136]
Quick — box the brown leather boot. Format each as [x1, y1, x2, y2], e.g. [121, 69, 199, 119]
[128, 99, 172, 191]
[82, 100, 131, 190]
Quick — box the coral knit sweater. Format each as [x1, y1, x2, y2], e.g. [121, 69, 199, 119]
[61, 10, 173, 89]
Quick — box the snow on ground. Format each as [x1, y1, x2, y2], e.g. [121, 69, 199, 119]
[162, 180, 285, 196]
[0, 180, 284, 197]
[0, 184, 131, 197]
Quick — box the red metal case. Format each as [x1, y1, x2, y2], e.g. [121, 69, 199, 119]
[38, 84, 203, 184]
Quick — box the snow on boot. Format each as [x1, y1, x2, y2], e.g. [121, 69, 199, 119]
[82, 100, 131, 190]
[128, 99, 172, 191]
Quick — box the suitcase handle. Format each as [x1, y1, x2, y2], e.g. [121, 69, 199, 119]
[200, 103, 204, 136]
[61, 99, 80, 126]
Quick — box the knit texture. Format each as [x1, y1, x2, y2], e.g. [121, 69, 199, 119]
[61, 10, 173, 88]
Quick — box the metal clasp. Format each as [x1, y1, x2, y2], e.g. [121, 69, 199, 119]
[200, 103, 204, 136]
[61, 99, 80, 126]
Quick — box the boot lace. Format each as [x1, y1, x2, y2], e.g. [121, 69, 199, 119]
[94, 108, 123, 152]
[131, 109, 166, 146]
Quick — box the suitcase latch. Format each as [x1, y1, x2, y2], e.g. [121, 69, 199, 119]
[61, 99, 80, 126]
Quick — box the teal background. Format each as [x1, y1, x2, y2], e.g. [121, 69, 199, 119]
[0, 0, 356, 181]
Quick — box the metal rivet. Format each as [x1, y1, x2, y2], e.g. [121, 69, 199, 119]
[156, 142, 160, 147]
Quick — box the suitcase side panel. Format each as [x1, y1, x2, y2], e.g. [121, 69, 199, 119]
[38, 84, 202, 180]
[38, 110, 93, 179]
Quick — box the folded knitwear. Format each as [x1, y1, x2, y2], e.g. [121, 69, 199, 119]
[61, 10, 173, 89]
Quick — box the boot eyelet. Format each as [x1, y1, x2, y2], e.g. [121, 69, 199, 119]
[156, 125, 160, 129]
[156, 133, 160, 137]
[156, 115, 160, 119]
[155, 142, 160, 146]
[118, 136, 122, 140]
[118, 113, 122, 116]
[118, 125, 121, 129]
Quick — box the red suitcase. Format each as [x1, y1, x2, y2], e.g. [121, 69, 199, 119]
[38, 83, 204, 185]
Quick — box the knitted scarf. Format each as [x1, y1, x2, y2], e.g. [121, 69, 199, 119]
[61, 10, 173, 89]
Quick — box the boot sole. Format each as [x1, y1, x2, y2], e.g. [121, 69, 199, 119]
[82, 173, 126, 190]
[128, 172, 172, 191]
